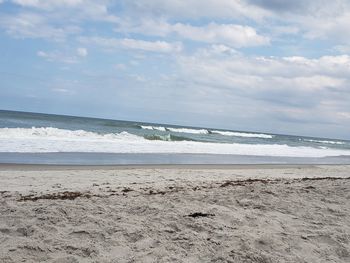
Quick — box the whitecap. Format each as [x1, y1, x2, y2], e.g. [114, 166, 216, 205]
[211, 130, 273, 139]
[166, 127, 209, 134]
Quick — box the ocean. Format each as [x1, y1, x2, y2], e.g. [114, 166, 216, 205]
[1, 110, 350, 165]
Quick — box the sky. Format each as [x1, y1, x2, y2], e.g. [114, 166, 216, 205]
[0, 0, 350, 139]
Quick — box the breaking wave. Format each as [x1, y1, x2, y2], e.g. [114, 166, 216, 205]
[1, 127, 350, 158]
[211, 130, 273, 139]
[303, 139, 345, 145]
[139, 125, 273, 138]
[144, 134, 195, 142]
[166, 127, 209, 134]
[140, 125, 209, 134]
[140, 125, 167, 132]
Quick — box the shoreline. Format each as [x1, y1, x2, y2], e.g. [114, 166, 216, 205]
[1, 152, 350, 166]
[0, 163, 323, 171]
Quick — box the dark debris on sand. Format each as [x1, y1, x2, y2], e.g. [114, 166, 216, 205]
[18, 191, 96, 202]
[16, 177, 350, 202]
[187, 212, 215, 218]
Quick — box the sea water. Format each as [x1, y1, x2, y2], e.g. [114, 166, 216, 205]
[1, 110, 350, 164]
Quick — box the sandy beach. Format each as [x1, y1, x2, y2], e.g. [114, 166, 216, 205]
[1, 164, 350, 262]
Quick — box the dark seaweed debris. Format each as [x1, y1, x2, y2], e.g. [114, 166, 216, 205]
[220, 178, 275, 187]
[121, 187, 133, 193]
[187, 212, 215, 218]
[19, 191, 94, 201]
[300, 177, 350, 181]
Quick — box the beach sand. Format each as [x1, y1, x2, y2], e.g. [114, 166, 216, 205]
[0, 164, 350, 262]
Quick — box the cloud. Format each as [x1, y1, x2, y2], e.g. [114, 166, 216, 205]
[174, 23, 269, 47]
[12, 0, 84, 9]
[301, 11, 350, 42]
[333, 45, 350, 53]
[37, 50, 83, 63]
[246, 1, 350, 43]
[0, 12, 81, 41]
[120, 0, 269, 21]
[79, 36, 183, 53]
[115, 20, 269, 48]
[11, 0, 119, 22]
[119, 38, 182, 53]
[77, 47, 87, 57]
[174, 47, 350, 127]
[0, 1, 118, 41]
[247, 0, 306, 12]
[52, 88, 70, 93]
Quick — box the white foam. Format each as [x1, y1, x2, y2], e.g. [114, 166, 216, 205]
[211, 130, 273, 139]
[304, 139, 345, 145]
[140, 125, 167, 131]
[1, 127, 350, 158]
[166, 127, 209, 134]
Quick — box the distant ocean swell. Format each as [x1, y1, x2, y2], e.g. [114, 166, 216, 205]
[1, 127, 350, 158]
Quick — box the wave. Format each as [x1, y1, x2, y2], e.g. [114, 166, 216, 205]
[303, 139, 345, 145]
[144, 134, 195, 142]
[140, 125, 209, 134]
[211, 130, 273, 139]
[140, 125, 167, 132]
[140, 125, 272, 138]
[0, 127, 140, 141]
[1, 127, 350, 158]
[166, 127, 209, 134]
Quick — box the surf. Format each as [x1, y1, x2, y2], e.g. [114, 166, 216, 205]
[1, 127, 350, 158]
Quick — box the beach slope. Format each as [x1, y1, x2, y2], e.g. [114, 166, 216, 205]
[0, 165, 349, 262]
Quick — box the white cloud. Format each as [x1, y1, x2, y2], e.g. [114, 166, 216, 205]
[121, 0, 269, 21]
[11, 0, 119, 22]
[271, 25, 299, 35]
[0, 1, 118, 41]
[116, 20, 269, 48]
[120, 1, 349, 44]
[37, 50, 81, 63]
[12, 0, 83, 8]
[115, 63, 127, 70]
[77, 47, 87, 57]
[300, 11, 350, 42]
[79, 37, 183, 53]
[0, 12, 80, 41]
[52, 88, 70, 93]
[5, 0, 350, 46]
[333, 45, 350, 53]
[173, 23, 269, 47]
[249, 0, 350, 43]
[120, 38, 182, 53]
[210, 44, 238, 55]
[175, 47, 350, 120]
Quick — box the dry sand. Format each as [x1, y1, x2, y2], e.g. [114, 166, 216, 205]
[0, 164, 350, 262]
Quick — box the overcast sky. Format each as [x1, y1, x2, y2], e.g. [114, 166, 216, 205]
[0, 0, 350, 139]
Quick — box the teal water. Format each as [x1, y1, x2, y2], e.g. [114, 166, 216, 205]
[1, 110, 350, 164]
